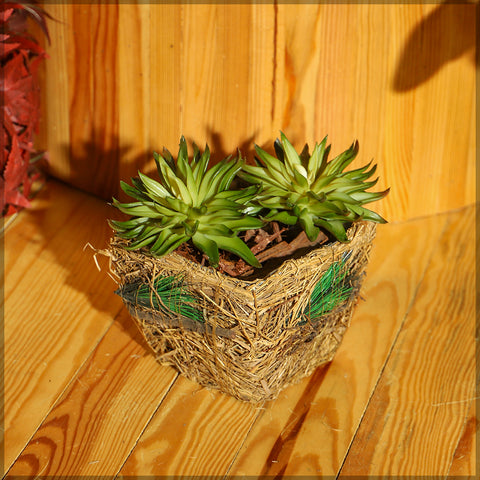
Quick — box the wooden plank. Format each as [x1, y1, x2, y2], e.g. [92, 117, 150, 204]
[339, 205, 476, 476]
[4, 182, 475, 475]
[6, 311, 178, 477]
[36, 2, 71, 181]
[180, 4, 254, 156]
[67, 3, 122, 198]
[447, 400, 478, 477]
[217, 210, 450, 476]
[118, 377, 263, 477]
[39, 3, 475, 220]
[3, 181, 122, 470]
[117, 4, 182, 188]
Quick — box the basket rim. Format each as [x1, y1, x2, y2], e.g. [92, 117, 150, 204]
[111, 220, 376, 290]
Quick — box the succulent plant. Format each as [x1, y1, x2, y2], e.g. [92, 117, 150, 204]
[110, 137, 263, 268]
[239, 133, 389, 242]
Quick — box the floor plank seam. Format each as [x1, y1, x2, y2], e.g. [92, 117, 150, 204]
[221, 401, 267, 478]
[3, 308, 122, 476]
[387, 202, 478, 227]
[112, 371, 181, 479]
[335, 214, 453, 478]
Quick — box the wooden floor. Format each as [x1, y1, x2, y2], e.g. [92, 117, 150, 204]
[2, 180, 477, 478]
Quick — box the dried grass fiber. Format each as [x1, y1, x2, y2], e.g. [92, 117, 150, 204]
[108, 221, 376, 402]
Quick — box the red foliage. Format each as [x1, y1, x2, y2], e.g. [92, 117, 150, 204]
[1, 1, 49, 216]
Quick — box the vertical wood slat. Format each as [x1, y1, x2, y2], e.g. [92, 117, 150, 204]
[39, 2, 475, 221]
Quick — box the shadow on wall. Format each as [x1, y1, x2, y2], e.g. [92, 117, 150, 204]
[128, 129, 261, 194]
[58, 128, 293, 202]
[200, 128, 296, 168]
[60, 130, 152, 202]
[195, 127, 258, 165]
[392, 1, 476, 92]
[138, 129, 262, 188]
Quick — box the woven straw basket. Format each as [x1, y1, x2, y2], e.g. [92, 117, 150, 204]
[108, 221, 376, 402]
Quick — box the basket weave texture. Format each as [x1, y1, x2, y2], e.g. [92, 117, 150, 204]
[109, 221, 376, 402]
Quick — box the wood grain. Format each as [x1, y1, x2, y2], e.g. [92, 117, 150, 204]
[118, 376, 262, 477]
[448, 399, 478, 477]
[118, 4, 182, 186]
[6, 311, 178, 477]
[221, 209, 450, 477]
[4, 179, 476, 476]
[2, 181, 121, 470]
[39, 3, 475, 220]
[339, 205, 476, 476]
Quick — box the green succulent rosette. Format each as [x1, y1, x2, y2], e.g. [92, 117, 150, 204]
[110, 137, 263, 268]
[239, 133, 389, 242]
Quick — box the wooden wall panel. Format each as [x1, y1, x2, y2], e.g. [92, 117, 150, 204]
[39, 2, 475, 222]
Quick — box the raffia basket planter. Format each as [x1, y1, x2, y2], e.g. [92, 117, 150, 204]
[108, 221, 376, 403]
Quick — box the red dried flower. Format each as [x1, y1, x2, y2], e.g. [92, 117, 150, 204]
[1, 1, 51, 216]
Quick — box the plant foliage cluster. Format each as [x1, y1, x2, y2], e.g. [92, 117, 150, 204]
[111, 133, 389, 268]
